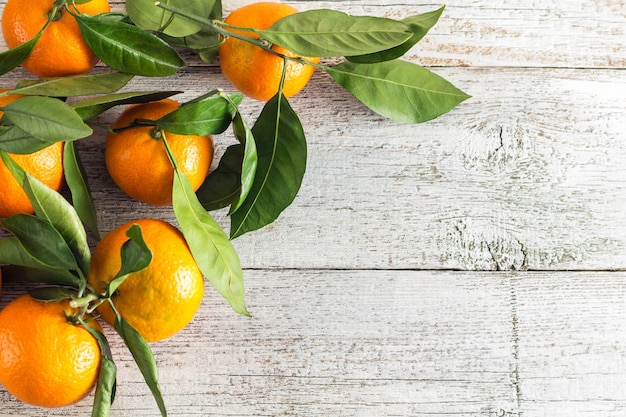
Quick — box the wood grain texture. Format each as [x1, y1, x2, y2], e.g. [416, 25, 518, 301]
[1, 0, 625, 416]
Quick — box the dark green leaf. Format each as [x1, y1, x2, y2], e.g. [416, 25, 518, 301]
[64, 142, 100, 239]
[72, 90, 182, 120]
[197, 144, 243, 211]
[326, 60, 471, 124]
[230, 94, 307, 239]
[347, 6, 445, 63]
[114, 314, 167, 417]
[0, 126, 50, 154]
[107, 224, 153, 296]
[0, 32, 41, 76]
[29, 287, 77, 302]
[230, 112, 257, 213]
[256, 9, 412, 57]
[165, 136, 249, 316]
[1, 96, 92, 145]
[156, 94, 241, 135]
[10, 72, 134, 97]
[0, 263, 81, 287]
[0, 214, 79, 271]
[76, 14, 186, 77]
[127, 0, 215, 37]
[83, 326, 117, 417]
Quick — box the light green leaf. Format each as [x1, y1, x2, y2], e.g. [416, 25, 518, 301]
[64, 142, 100, 239]
[10, 72, 134, 97]
[127, 0, 215, 37]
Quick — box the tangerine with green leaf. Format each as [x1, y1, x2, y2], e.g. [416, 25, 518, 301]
[219, 2, 320, 101]
[105, 99, 214, 206]
[87, 218, 205, 342]
[0, 294, 102, 408]
[1, 0, 110, 78]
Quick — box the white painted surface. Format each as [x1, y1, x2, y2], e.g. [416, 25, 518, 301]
[0, 0, 625, 416]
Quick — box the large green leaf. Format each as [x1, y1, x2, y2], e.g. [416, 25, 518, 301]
[64, 142, 100, 239]
[1, 96, 92, 148]
[0, 126, 50, 154]
[256, 9, 412, 57]
[230, 94, 307, 239]
[0, 263, 81, 287]
[10, 72, 134, 97]
[127, 0, 215, 37]
[156, 94, 242, 135]
[72, 90, 182, 121]
[326, 60, 471, 124]
[347, 7, 445, 63]
[0, 31, 42, 76]
[75, 13, 186, 76]
[0, 214, 79, 271]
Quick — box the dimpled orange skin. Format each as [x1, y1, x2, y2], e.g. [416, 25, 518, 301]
[219, 2, 320, 101]
[1, 0, 110, 78]
[0, 294, 101, 408]
[87, 218, 205, 342]
[0, 89, 65, 218]
[105, 99, 214, 206]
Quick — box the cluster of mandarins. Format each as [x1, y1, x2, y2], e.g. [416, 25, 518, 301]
[0, 0, 313, 409]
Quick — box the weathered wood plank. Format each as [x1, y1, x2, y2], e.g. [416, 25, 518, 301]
[2, 270, 626, 416]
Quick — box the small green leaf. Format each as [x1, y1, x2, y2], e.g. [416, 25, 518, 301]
[256, 9, 412, 57]
[230, 112, 257, 213]
[164, 134, 249, 316]
[347, 6, 445, 63]
[76, 13, 186, 77]
[0, 31, 41, 76]
[0, 214, 79, 271]
[107, 224, 153, 296]
[72, 90, 182, 121]
[197, 144, 243, 211]
[0, 263, 81, 287]
[82, 325, 117, 417]
[64, 142, 100, 239]
[230, 94, 307, 239]
[326, 60, 471, 124]
[1, 96, 92, 144]
[10, 72, 134, 97]
[127, 0, 215, 37]
[29, 287, 77, 302]
[113, 314, 167, 417]
[156, 94, 242, 135]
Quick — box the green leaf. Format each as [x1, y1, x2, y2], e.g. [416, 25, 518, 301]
[0, 126, 50, 154]
[1, 96, 92, 146]
[196, 144, 243, 211]
[165, 136, 249, 316]
[72, 90, 182, 121]
[347, 6, 445, 63]
[107, 224, 153, 296]
[29, 287, 77, 302]
[10, 72, 134, 97]
[230, 112, 257, 213]
[64, 142, 100, 239]
[127, 0, 215, 37]
[82, 326, 117, 417]
[230, 94, 307, 239]
[0, 263, 81, 287]
[1, 150, 92, 275]
[76, 13, 186, 77]
[156, 94, 242, 135]
[256, 9, 412, 57]
[0, 214, 79, 271]
[113, 314, 167, 417]
[326, 60, 471, 124]
[0, 31, 42, 76]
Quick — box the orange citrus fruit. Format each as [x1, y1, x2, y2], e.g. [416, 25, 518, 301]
[105, 99, 214, 206]
[87, 218, 205, 342]
[0, 89, 65, 218]
[219, 2, 320, 101]
[0, 294, 101, 408]
[1, 0, 110, 78]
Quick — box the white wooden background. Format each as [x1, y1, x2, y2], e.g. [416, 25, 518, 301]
[1, 0, 626, 416]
